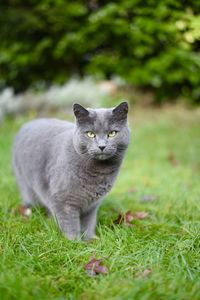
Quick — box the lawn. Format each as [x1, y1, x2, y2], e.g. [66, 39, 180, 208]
[0, 106, 200, 300]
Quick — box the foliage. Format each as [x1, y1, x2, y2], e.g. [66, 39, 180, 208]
[0, 78, 108, 123]
[1, 1, 200, 103]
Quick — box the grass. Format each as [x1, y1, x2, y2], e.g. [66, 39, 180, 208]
[0, 106, 200, 300]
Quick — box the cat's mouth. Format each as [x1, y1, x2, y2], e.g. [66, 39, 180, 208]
[94, 153, 114, 161]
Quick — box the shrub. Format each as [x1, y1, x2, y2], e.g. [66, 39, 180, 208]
[0, 0, 200, 103]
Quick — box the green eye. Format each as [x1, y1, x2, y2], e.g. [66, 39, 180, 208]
[87, 131, 96, 138]
[108, 131, 117, 138]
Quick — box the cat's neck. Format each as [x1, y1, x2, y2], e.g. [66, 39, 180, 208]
[80, 153, 123, 176]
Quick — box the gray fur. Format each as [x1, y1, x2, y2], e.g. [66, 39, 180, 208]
[12, 102, 130, 240]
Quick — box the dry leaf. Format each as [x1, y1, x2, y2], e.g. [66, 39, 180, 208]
[133, 211, 149, 219]
[136, 268, 152, 278]
[142, 268, 152, 278]
[17, 206, 32, 217]
[84, 257, 108, 276]
[114, 211, 134, 227]
[114, 213, 124, 225]
[128, 188, 137, 194]
[114, 210, 149, 226]
[140, 195, 156, 203]
[125, 210, 134, 223]
[168, 152, 179, 166]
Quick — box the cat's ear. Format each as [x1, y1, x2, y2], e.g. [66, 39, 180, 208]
[73, 103, 89, 123]
[112, 101, 128, 121]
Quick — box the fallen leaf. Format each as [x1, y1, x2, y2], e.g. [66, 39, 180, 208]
[114, 210, 149, 226]
[17, 206, 32, 217]
[114, 211, 134, 227]
[142, 268, 152, 278]
[133, 211, 149, 219]
[84, 257, 108, 276]
[114, 213, 124, 225]
[140, 195, 156, 203]
[125, 210, 134, 223]
[136, 268, 152, 278]
[128, 188, 137, 194]
[167, 152, 179, 166]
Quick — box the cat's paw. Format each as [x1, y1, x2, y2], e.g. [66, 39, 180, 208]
[66, 234, 81, 241]
[84, 234, 100, 241]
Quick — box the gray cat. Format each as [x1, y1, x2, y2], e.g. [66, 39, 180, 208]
[13, 102, 130, 240]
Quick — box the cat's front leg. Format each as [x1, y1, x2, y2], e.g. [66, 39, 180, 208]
[53, 204, 81, 240]
[81, 206, 98, 240]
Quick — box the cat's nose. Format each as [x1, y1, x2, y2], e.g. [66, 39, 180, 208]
[99, 146, 106, 151]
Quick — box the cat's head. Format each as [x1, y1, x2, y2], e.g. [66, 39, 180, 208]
[73, 102, 130, 161]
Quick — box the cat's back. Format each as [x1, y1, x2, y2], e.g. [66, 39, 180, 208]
[13, 118, 74, 165]
[14, 118, 73, 144]
[16, 118, 73, 136]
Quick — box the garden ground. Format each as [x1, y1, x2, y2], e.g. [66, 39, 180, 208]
[0, 105, 200, 300]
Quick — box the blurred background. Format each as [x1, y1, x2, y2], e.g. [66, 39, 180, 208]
[0, 0, 200, 120]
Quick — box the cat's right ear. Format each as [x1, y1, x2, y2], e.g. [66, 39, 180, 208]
[73, 103, 89, 123]
[112, 101, 128, 121]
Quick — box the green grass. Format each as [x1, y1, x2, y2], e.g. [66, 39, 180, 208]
[0, 106, 200, 300]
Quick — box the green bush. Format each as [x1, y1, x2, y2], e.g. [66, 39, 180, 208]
[1, 0, 200, 103]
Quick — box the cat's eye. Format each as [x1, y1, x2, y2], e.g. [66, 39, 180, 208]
[108, 131, 117, 138]
[87, 131, 96, 138]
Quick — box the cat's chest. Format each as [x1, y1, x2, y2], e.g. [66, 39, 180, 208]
[78, 175, 112, 211]
[81, 174, 112, 197]
[76, 164, 118, 204]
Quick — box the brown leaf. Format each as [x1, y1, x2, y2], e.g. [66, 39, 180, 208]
[114, 211, 134, 227]
[125, 210, 134, 223]
[136, 268, 152, 278]
[17, 206, 32, 218]
[142, 268, 152, 278]
[133, 211, 149, 219]
[114, 213, 124, 225]
[140, 195, 156, 203]
[128, 188, 137, 194]
[167, 152, 179, 166]
[114, 210, 149, 226]
[84, 257, 108, 276]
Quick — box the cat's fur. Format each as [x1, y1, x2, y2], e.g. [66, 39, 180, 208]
[13, 102, 130, 240]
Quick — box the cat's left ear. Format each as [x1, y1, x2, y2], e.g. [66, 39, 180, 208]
[112, 101, 128, 121]
[73, 103, 89, 123]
